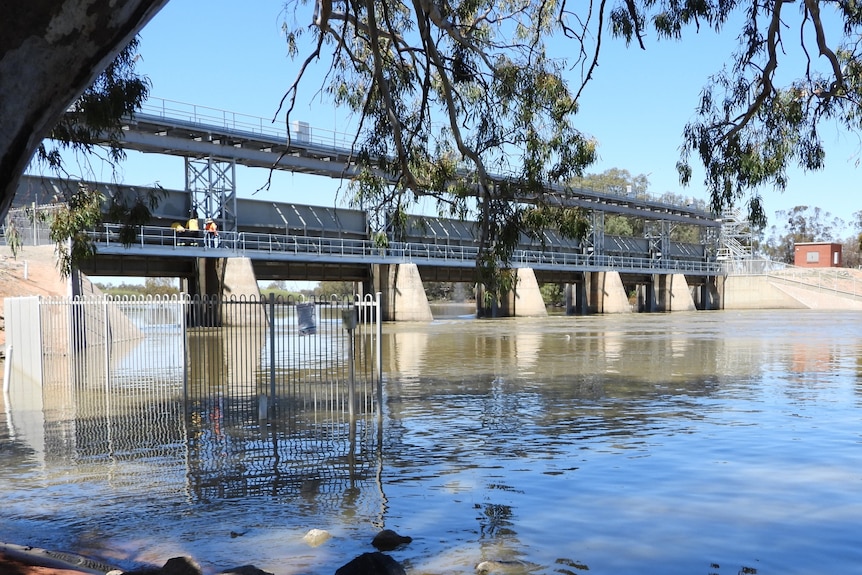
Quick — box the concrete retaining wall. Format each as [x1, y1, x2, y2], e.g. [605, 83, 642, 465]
[723, 276, 814, 309]
[769, 279, 862, 310]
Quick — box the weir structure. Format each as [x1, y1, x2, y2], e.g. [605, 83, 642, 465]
[11, 175, 724, 320]
[12, 98, 732, 319]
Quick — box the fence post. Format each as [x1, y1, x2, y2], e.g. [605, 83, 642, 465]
[103, 299, 110, 393]
[375, 291, 382, 422]
[181, 296, 188, 406]
[269, 293, 276, 413]
[342, 308, 357, 420]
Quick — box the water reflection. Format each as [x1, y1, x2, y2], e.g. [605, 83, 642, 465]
[2, 310, 862, 575]
[184, 395, 381, 508]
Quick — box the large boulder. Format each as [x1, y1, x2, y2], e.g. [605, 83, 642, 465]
[334, 552, 406, 575]
[370, 530, 412, 552]
[122, 556, 202, 575]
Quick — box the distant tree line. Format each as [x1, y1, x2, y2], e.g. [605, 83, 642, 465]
[94, 277, 179, 297]
[759, 206, 862, 268]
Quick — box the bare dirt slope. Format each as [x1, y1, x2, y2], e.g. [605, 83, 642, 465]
[0, 245, 69, 348]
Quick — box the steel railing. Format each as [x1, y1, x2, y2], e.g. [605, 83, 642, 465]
[89, 223, 722, 275]
[768, 267, 862, 300]
[134, 97, 715, 220]
[724, 258, 862, 300]
[138, 98, 355, 152]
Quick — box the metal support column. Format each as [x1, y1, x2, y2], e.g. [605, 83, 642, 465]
[185, 156, 238, 234]
[645, 220, 673, 262]
[586, 211, 605, 258]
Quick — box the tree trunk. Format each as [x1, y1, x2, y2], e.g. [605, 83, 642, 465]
[0, 0, 170, 219]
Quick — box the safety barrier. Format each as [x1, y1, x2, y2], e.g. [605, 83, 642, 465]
[4, 293, 382, 418]
[89, 223, 722, 275]
[3, 293, 384, 501]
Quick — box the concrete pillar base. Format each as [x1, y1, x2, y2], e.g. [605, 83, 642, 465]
[667, 274, 697, 312]
[588, 271, 631, 314]
[221, 257, 266, 326]
[374, 263, 432, 321]
[510, 268, 547, 317]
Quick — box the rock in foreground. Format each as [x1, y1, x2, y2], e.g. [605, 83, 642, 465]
[335, 552, 406, 575]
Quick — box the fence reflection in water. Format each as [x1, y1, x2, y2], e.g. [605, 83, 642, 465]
[6, 293, 383, 502]
[181, 294, 383, 501]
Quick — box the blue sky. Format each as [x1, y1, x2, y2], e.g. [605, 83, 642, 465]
[101, 0, 861, 232]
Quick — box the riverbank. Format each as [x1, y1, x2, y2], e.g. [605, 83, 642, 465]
[0, 245, 69, 350]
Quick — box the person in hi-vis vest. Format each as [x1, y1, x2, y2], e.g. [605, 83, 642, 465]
[204, 218, 218, 248]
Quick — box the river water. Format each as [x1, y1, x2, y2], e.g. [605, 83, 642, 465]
[1, 309, 861, 575]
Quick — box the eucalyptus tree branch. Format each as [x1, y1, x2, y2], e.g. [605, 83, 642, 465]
[573, 0, 606, 103]
[328, 10, 406, 45]
[275, 0, 338, 123]
[715, 0, 786, 145]
[363, 0, 420, 191]
[803, 0, 844, 99]
[623, 0, 646, 49]
[416, 0, 498, 72]
[410, 0, 487, 182]
[410, 0, 497, 254]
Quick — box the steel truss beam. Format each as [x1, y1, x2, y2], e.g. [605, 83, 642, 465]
[185, 157, 237, 233]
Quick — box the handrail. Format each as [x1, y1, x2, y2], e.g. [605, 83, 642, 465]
[138, 98, 358, 154]
[723, 258, 862, 299]
[90, 223, 723, 275]
[135, 97, 715, 220]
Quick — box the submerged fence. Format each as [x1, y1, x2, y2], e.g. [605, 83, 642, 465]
[3, 293, 385, 503]
[4, 293, 382, 418]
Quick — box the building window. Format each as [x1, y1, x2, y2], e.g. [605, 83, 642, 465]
[806, 251, 820, 263]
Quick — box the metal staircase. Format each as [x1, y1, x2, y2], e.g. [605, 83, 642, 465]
[717, 208, 753, 262]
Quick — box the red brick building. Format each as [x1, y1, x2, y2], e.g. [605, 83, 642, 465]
[793, 242, 842, 268]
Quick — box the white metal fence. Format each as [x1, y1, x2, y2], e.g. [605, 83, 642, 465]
[4, 293, 383, 421]
[3, 293, 385, 502]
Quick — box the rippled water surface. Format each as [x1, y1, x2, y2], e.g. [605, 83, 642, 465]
[2, 309, 861, 575]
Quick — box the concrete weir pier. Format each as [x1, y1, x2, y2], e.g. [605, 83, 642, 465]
[15, 234, 862, 322]
[588, 271, 632, 314]
[373, 263, 434, 322]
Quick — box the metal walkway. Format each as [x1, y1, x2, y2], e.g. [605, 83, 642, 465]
[11, 176, 721, 280]
[92, 98, 718, 227]
[86, 222, 720, 277]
